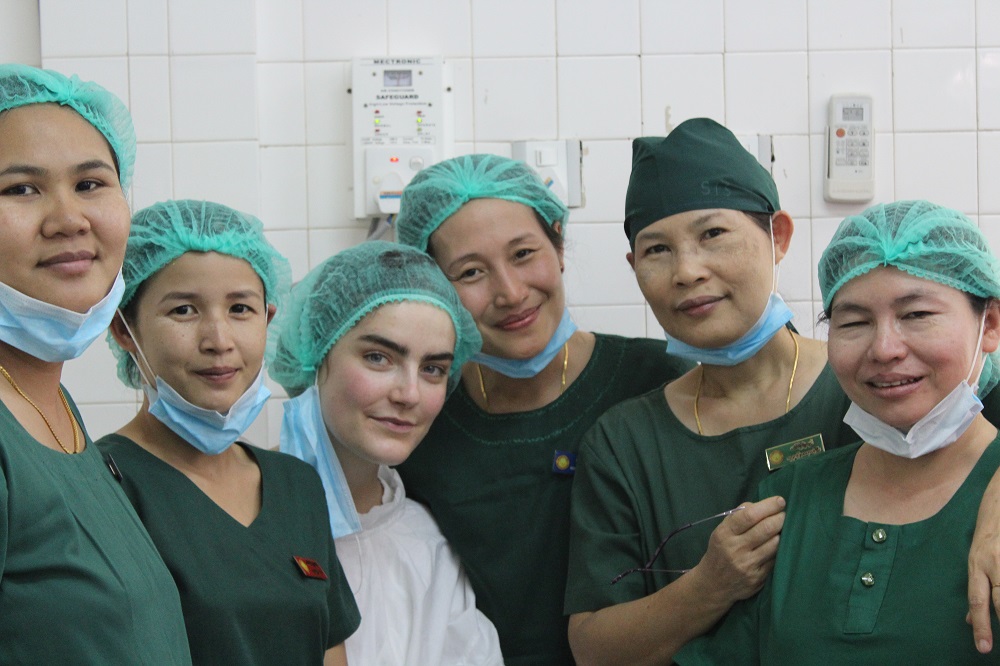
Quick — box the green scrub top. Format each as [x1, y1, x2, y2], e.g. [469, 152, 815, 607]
[565, 363, 855, 614]
[676, 437, 1000, 665]
[397, 334, 692, 666]
[97, 435, 360, 665]
[0, 393, 191, 664]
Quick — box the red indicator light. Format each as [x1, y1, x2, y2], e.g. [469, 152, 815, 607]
[390, 156, 399, 163]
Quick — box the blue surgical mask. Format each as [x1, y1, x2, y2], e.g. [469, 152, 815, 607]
[664, 292, 793, 366]
[471, 308, 577, 378]
[280, 385, 362, 538]
[0, 271, 125, 362]
[142, 369, 270, 456]
[843, 313, 987, 459]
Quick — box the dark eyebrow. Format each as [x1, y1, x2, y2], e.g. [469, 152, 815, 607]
[75, 159, 117, 174]
[359, 334, 454, 363]
[636, 211, 727, 243]
[0, 160, 117, 179]
[831, 290, 941, 316]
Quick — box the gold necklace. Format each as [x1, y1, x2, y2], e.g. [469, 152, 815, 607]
[693, 328, 799, 436]
[477, 342, 569, 411]
[0, 363, 80, 454]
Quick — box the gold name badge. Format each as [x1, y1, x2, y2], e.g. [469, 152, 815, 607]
[765, 434, 825, 471]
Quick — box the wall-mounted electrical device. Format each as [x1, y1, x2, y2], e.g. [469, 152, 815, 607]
[351, 57, 452, 225]
[511, 140, 584, 207]
[824, 94, 874, 203]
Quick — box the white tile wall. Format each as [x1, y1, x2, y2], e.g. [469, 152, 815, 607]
[23, 1, 1000, 448]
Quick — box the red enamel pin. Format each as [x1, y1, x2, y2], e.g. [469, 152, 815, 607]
[293, 556, 328, 580]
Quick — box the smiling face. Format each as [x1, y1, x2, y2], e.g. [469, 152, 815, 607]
[827, 267, 1000, 431]
[428, 198, 564, 359]
[316, 301, 455, 470]
[119, 252, 272, 413]
[629, 208, 785, 349]
[0, 103, 129, 313]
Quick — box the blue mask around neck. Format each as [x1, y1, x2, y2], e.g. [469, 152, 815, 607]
[280, 385, 362, 538]
[664, 292, 793, 366]
[0, 271, 125, 362]
[143, 368, 270, 455]
[471, 308, 577, 378]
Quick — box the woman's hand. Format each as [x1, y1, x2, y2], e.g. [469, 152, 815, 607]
[694, 496, 786, 604]
[967, 471, 1000, 654]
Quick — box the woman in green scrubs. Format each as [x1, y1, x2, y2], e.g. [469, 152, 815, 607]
[0, 64, 191, 663]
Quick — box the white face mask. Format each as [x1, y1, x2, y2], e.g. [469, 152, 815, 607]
[842, 312, 987, 459]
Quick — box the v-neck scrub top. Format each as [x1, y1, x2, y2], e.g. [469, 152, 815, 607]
[96, 435, 360, 665]
[0, 394, 191, 664]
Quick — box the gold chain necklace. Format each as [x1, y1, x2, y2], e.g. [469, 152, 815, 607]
[0, 363, 80, 454]
[693, 328, 799, 436]
[477, 342, 569, 411]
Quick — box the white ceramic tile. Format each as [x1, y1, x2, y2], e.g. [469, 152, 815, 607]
[305, 61, 351, 145]
[302, 0, 387, 60]
[306, 145, 354, 228]
[810, 132, 894, 220]
[556, 0, 640, 56]
[172, 141, 260, 214]
[980, 215, 1000, 258]
[256, 0, 303, 62]
[724, 0, 806, 52]
[810, 217, 842, 309]
[892, 0, 975, 47]
[473, 58, 557, 141]
[77, 403, 141, 442]
[264, 398, 287, 450]
[39, 0, 126, 57]
[260, 147, 308, 230]
[265, 229, 310, 281]
[170, 55, 257, 141]
[807, 50, 892, 134]
[128, 56, 171, 142]
[473, 142, 513, 157]
[41, 57, 129, 110]
[132, 142, 173, 210]
[388, 0, 471, 57]
[127, 0, 168, 55]
[242, 403, 270, 449]
[724, 53, 808, 134]
[572, 140, 632, 223]
[453, 142, 477, 157]
[644, 305, 666, 340]
[807, 0, 891, 50]
[786, 301, 815, 339]
[771, 134, 811, 219]
[307, 228, 369, 270]
[472, 0, 556, 57]
[0, 0, 40, 64]
[258, 63, 306, 146]
[776, 212, 812, 301]
[449, 59, 474, 142]
[563, 222, 645, 306]
[894, 131, 977, 213]
[979, 0, 1000, 46]
[893, 49, 975, 131]
[979, 133, 1000, 214]
[568, 305, 648, 338]
[62, 339, 138, 404]
[639, 0, 723, 54]
[558, 57, 641, 139]
[640, 55, 724, 135]
[168, 0, 256, 54]
[980, 50, 1000, 130]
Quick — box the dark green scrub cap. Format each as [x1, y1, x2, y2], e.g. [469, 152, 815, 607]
[624, 118, 779, 249]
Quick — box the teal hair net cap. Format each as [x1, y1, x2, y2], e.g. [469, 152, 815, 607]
[0, 63, 136, 191]
[111, 199, 292, 388]
[819, 199, 1000, 395]
[396, 154, 569, 252]
[625, 118, 779, 250]
[268, 240, 481, 398]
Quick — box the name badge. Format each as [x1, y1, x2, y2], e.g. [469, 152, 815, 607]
[765, 434, 825, 471]
[293, 556, 328, 580]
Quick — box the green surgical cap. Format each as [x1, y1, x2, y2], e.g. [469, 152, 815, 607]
[396, 154, 569, 251]
[625, 118, 779, 249]
[819, 200, 1000, 395]
[111, 199, 292, 388]
[268, 240, 481, 397]
[0, 63, 136, 191]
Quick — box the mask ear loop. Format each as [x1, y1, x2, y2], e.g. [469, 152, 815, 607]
[115, 309, 158, 389]
[967, 309, 988, 394]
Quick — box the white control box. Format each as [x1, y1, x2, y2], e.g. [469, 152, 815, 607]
[824, 94, 875, 203]
[351, 57, 452, 218]
[510, 140, 583, 207]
